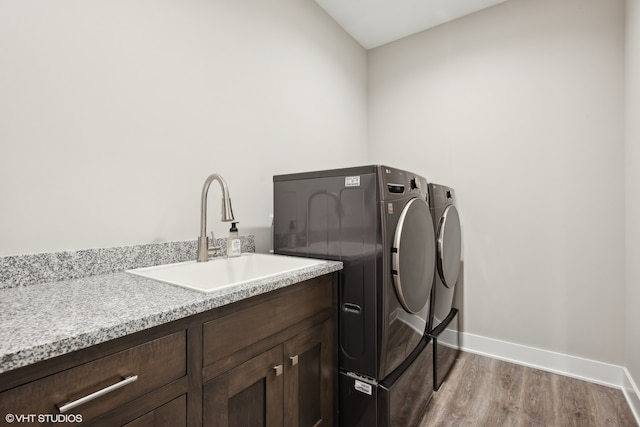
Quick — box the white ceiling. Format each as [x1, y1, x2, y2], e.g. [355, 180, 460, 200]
[314, 0, 509, 50]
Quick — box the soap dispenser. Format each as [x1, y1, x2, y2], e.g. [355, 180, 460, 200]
[227, 222, 241, 257]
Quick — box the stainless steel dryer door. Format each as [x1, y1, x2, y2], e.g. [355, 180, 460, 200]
[391, 198, 436, 314]
[437, 205, 461, 288]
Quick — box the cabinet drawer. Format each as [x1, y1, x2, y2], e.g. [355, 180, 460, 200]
[0, 331, 186, 423]
[124, 394, 187, 427]
[203, 276, 333, 368]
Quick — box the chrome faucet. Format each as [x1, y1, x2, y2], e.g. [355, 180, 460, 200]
[197, 173, 235, 262]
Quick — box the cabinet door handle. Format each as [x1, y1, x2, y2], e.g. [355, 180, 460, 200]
[290, 355, 298, 366]
[273, 365, 283, 376]
[57, 375, 138, 413]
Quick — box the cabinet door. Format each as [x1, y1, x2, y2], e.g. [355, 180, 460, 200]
[284, 320, 335, 427]
[204, 346, 284, 427]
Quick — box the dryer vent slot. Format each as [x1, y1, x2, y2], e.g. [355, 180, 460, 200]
[343, 303, 362, 314]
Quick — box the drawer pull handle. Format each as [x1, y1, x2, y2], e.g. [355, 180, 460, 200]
[273, 365, 283, 377]
[290, 355, 298, 366]
[57, 375, 138, 413]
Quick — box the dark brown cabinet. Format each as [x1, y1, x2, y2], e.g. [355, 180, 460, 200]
[0, 331, 187, 426]
[0, 273, 337, 427]
[203, 319, 334, 427]
[204, 346, 284, 426]
[202, 274, 336, 427]
[284, 320, 334, 427]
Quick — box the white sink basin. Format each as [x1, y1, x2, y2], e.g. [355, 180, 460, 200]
[126, 253, 325, 293]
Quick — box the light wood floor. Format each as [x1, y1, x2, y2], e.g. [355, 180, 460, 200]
[419, 351, 638, 427]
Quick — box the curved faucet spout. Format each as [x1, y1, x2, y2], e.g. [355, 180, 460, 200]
[198, 173, 235, 262]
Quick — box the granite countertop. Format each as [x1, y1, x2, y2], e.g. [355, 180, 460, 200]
[0, 258, 342, 375]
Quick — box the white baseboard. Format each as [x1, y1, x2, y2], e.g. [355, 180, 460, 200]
[460, 332, 640, 425]
[623, 368, 640, 424]
[460, 332, 623, 387]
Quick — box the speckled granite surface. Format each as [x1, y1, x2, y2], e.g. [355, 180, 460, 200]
[0, 236, 256, 289]
[0, 255, 341, 374]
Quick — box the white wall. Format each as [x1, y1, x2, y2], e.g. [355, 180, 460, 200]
[0, 0, 368, 256]
[368, 0, 626, 364]
[626, 0, 640, 400]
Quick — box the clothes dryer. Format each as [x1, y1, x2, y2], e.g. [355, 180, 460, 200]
[273, 165, 436, 426]
[427, 183, 462, 391]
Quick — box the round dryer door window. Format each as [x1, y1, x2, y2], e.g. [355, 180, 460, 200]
[391, 197, 436, 314]
[437, 205, 462, 288]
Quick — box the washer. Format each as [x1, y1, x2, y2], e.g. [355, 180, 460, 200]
[427, 183, 462, 391]
[273, 165, 436, 426]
